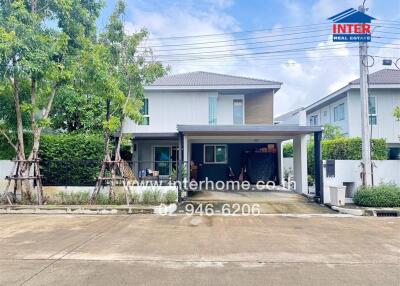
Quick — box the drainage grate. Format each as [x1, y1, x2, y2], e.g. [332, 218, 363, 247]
[376, 211, 398, 217]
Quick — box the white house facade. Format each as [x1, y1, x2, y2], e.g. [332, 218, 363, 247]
[122, 71, 324, 199]
[276, 69, 400, 159]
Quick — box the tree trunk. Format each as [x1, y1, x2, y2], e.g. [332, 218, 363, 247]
[11, 71, 25, 161]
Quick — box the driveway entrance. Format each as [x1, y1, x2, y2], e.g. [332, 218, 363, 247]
[183, 190, 334, 214]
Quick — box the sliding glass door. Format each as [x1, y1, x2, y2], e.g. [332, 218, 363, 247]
[153, 146, 179, 176]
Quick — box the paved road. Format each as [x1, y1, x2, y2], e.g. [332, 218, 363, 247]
[0, 214, 399, 285]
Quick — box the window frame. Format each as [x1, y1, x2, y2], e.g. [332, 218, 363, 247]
[203, 144, 228, 164]
[334, 103, 345, 122]
[152, 145, 179, 176]
[309, 115, 318, 126]
[232, 99, 244, 125]
[139, 98, 150, 125]
[208, 96, 217, 125]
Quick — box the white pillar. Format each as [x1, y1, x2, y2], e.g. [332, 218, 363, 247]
[293, 135, 308, 194]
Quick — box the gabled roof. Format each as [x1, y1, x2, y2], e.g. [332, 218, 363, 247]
[328, 8, 375, 23]
[147, 71, 282, 89]
[350, 69, 400, 85]
[274, 107, 305, 122]
[305, 69, 400, 113]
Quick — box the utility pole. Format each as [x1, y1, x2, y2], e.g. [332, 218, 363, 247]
[358, 3, 372, 186]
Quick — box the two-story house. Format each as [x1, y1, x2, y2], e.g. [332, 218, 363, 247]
[276, 69, 400, 159]
[122, 71, 324, 196]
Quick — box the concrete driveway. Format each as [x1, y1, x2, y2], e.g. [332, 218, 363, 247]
[184, 190, 334, 214]
[0, 214, 399, 285]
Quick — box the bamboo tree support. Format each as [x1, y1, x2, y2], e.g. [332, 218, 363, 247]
[90, 157, 133, 205]
[4, 159, 43, 205]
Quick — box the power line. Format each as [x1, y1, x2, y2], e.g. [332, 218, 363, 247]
[138, 29, 397, 52]
[148, 39, 348, 57]
[147, 45, 399, 62]
[142, 33, 332, 52]
[146, 42, 398, 60]
[141, 28, 332, 48]
[146, 45, 360, 61]
[145, 22, 331, 41]
[143, 21, 398, 41]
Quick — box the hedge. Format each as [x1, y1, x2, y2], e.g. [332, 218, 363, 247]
[39, 134, 105, 186]
[354, 183, 400, 207]
[281, 137, 389, 179]
[322, 137, 388, 160]
[283, 143, 293, 158]
[0, 134, 33, 160]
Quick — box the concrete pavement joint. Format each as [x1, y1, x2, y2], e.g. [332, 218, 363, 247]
[18, 215, 131, 286]
[1, 257, 399, 266]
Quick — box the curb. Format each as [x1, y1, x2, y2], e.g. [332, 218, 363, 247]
[330, 206, 365, 216]
[0, 206, 156, 215]
[330, 205, 400, 217]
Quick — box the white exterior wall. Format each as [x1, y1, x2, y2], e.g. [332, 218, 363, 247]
[123, 91, 245, 134]
[347, 89, 400, 144]
[306, 95, 349, 135]
[322, 160, 400, 204]
[217, 94, 244, 124]
[305, 88, 400, 145]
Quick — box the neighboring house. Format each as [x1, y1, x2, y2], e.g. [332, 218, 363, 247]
[274, 107, 306, 125]
[276, 69, 400, 159]
[122, 71, 324, 196]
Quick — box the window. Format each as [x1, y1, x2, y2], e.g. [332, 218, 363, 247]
[204, 144, 227, 164]
[139, 98, 149, 125]
[334, 103, 345, 122]
[153, 146, 178, 175]
[233, 99, 244, 124]
[323, 110, 328, 117]
[208, 96, 217, 125]
[309, 115, 318, 126]
[368, 96, 377, 125]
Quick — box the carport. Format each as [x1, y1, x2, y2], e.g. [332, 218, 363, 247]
[176, 125, 324, 202]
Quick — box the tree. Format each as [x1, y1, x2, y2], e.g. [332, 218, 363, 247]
[0, 0, 103, 202]
[91, 0, 167, 201]
[394, 106, 400, 121]
[322, 123, 344, 140]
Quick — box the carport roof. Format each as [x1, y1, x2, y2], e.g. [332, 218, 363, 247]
[177, 124, 323, 136]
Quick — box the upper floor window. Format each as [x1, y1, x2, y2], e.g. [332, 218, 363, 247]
[309, 115, 318, 126]
[208, 96, 217, 125]
[334, 103, 345, 122]
[368, 96, 377, 125]
[139, 98, 149, 125]
[233, 99, 244, 124]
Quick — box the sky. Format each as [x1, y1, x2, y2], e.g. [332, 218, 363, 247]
[98, 0, 400, 116]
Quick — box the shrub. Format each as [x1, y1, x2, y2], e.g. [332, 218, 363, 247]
[163, 190, 177, 204]
[39, 134, 104, 186]
[322, 137, 388, 160]
[283, 142, 293, 158]
[353, 183, 400, 207]
[308, 137, 388, 179]
[46, 191, 128, 205]
[142, 189, 162, 205]
[0, 134, 33, 160]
